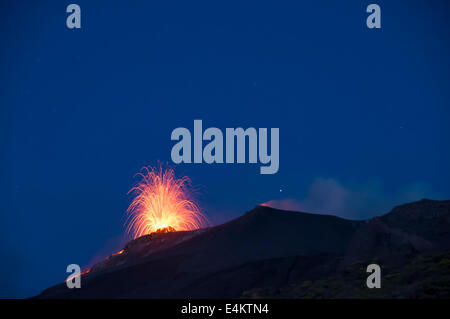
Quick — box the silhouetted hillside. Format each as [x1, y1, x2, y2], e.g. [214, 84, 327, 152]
[37, 199, 450, 298]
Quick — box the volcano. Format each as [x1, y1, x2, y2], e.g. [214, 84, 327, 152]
[37, 199, 450, 298]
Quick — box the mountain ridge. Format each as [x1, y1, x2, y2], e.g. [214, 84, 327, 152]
[36, 198, 450, 298]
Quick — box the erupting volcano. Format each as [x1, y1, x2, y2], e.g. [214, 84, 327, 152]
[40, 199, 450, 299]
[125, 165, 209, 239]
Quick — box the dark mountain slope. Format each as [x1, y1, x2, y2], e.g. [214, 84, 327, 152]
[37, 199, 450, 298]
[381, 199, 450, 248]
[145, 205, 360, 273]
[343, 199, 450, 268]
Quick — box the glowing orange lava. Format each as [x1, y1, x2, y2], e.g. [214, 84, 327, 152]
[65, 268, 90, 283]
[112, 249, 125, 256]
[125, 165, 209, 239]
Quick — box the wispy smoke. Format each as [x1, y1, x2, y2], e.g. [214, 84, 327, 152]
[263, 178, 441, 220]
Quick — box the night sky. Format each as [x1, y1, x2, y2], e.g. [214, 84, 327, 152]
[1, 0, 450, 298]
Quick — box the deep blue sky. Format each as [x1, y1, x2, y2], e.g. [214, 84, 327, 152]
[1, 0, 449, 298]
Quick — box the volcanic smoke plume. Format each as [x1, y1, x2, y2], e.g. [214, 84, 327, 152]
[125, 165, 209, 239]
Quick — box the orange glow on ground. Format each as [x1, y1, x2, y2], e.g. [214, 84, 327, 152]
[112, 249, 125, 256]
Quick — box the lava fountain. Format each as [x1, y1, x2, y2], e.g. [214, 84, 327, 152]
[125, 165, 209, 239]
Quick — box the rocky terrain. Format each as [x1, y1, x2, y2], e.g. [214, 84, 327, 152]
[37, 199, 450, 298]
